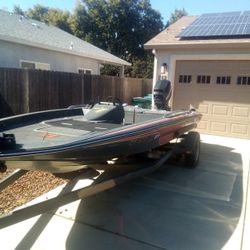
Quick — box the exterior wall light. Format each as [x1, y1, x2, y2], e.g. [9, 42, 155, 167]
[161, 63, 167, 74]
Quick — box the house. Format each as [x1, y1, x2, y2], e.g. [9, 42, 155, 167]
[0, 10, 130, 75]
[145, 11, 250, 139]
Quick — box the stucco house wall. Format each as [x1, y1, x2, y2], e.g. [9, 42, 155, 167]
[0, 40, 99, 74]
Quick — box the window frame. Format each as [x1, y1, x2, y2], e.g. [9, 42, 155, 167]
[216, 76, 231, 85]
[20, 60, 50, 70]
[237, 76, 250, 85]
[78, 68, 92, 75]
[178, 74, 192, 84]
[197, 75, 211, 84]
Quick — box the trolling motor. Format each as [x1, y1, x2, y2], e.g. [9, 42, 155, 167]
[153, 79, 172, 110]
[0, 133, 16, 150]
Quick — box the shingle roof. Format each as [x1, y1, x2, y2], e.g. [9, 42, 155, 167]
[144, 15, 250, 49]
[0, 10, 130, 66]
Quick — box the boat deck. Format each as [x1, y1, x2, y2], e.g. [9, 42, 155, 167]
[1, 108, 169, 151]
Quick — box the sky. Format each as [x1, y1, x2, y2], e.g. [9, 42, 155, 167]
[1, 0, 250, 24]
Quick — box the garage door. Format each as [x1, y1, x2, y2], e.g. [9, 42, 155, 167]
[173, 60, 250, 139]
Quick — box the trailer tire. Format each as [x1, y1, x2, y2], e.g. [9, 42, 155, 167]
[184, 132, 200, 168]
[0, 161, 7, 173]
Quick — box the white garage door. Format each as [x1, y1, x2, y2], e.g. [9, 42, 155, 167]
[173, 60, 250, 139]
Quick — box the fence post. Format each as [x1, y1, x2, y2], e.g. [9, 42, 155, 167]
[22, 69, 30, 113]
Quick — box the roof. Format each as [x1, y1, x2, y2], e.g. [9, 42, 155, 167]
[0, 10, 130, 66]
[144, 15, 250, 49]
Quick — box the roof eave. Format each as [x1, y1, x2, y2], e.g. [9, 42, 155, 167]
[144, 41, 250, 50]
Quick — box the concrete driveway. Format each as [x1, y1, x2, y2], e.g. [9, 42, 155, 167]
[0, 134, 249, 250]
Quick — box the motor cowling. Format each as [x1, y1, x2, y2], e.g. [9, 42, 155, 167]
[153, 80, 171, 110]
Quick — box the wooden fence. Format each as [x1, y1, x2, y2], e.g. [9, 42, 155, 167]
[0, 68, 152, 118]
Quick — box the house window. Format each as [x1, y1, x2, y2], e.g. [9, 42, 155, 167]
[35, 63, 50, 70]
[20, 61, 35, 69]
[237, 76, 250, 85]
[216, 76, 231, 85]
[85, 69, 92, 75]
[179, 75, 192, 83]
[78, 68, 92, 75]
[78, 69, 85, 75]
[20, 60, 50, 70]
[197, 75, 211, 84]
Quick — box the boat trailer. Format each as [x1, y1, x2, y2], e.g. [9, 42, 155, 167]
[0, 131, 200, 229]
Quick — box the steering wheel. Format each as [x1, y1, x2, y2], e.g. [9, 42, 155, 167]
[105, 96, 122, 106]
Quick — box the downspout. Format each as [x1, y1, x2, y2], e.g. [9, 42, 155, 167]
[119, 66, 125, 77]
[151, 49, 158, 110]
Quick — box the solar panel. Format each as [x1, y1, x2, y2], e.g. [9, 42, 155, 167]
[178, 11, 250, 39]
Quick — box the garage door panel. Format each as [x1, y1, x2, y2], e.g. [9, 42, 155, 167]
[231, 123, 249, 136]
[197, 104, 209, 114]
[197, 120, 209, 130]
[211, 121, 227, 133]
[232, 106, 250, 118]
[212, 104, 230, 116]
[174, 60, 250, 139]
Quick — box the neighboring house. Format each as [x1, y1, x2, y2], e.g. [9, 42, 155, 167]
[0, 10, 130, 75]
[145, 11, 250, 139]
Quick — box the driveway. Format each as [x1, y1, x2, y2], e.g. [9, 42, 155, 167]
[0, 134, 249, 250]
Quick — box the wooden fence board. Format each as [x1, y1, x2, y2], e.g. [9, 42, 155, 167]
[0, 68, 152, 117]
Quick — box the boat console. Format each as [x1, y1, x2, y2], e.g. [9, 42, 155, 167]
[83, 97, 125, 124]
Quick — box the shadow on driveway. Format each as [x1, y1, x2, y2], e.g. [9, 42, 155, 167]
[66, 141, 243, 250]
[10, 140, 244, 250]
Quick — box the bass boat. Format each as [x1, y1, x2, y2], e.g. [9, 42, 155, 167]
[0, 80, 202, 173]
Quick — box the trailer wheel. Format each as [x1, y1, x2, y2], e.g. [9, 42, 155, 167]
[0, 161, 7, 173]
[184, 131, 200, 168]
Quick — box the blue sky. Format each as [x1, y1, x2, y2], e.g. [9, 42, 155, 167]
[1, 0, 250, 23]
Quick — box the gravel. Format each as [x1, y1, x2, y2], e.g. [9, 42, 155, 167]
[0, 169, 68, 215]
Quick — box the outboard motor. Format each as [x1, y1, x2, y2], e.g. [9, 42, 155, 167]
[153, 80, 171, 110]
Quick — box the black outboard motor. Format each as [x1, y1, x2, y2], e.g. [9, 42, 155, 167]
[153, 79, 171, 110]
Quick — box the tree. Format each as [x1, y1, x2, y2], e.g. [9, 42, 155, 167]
[46, 9, 73, 33]
[27, 4, 73, 34]
[169, 8, 188, 25]
[26, 4, 49, 22]
[13, 5, 25, 15]
[73, 0, 163, 77]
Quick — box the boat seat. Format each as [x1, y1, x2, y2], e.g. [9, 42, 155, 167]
[83, 102, 125, 124]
